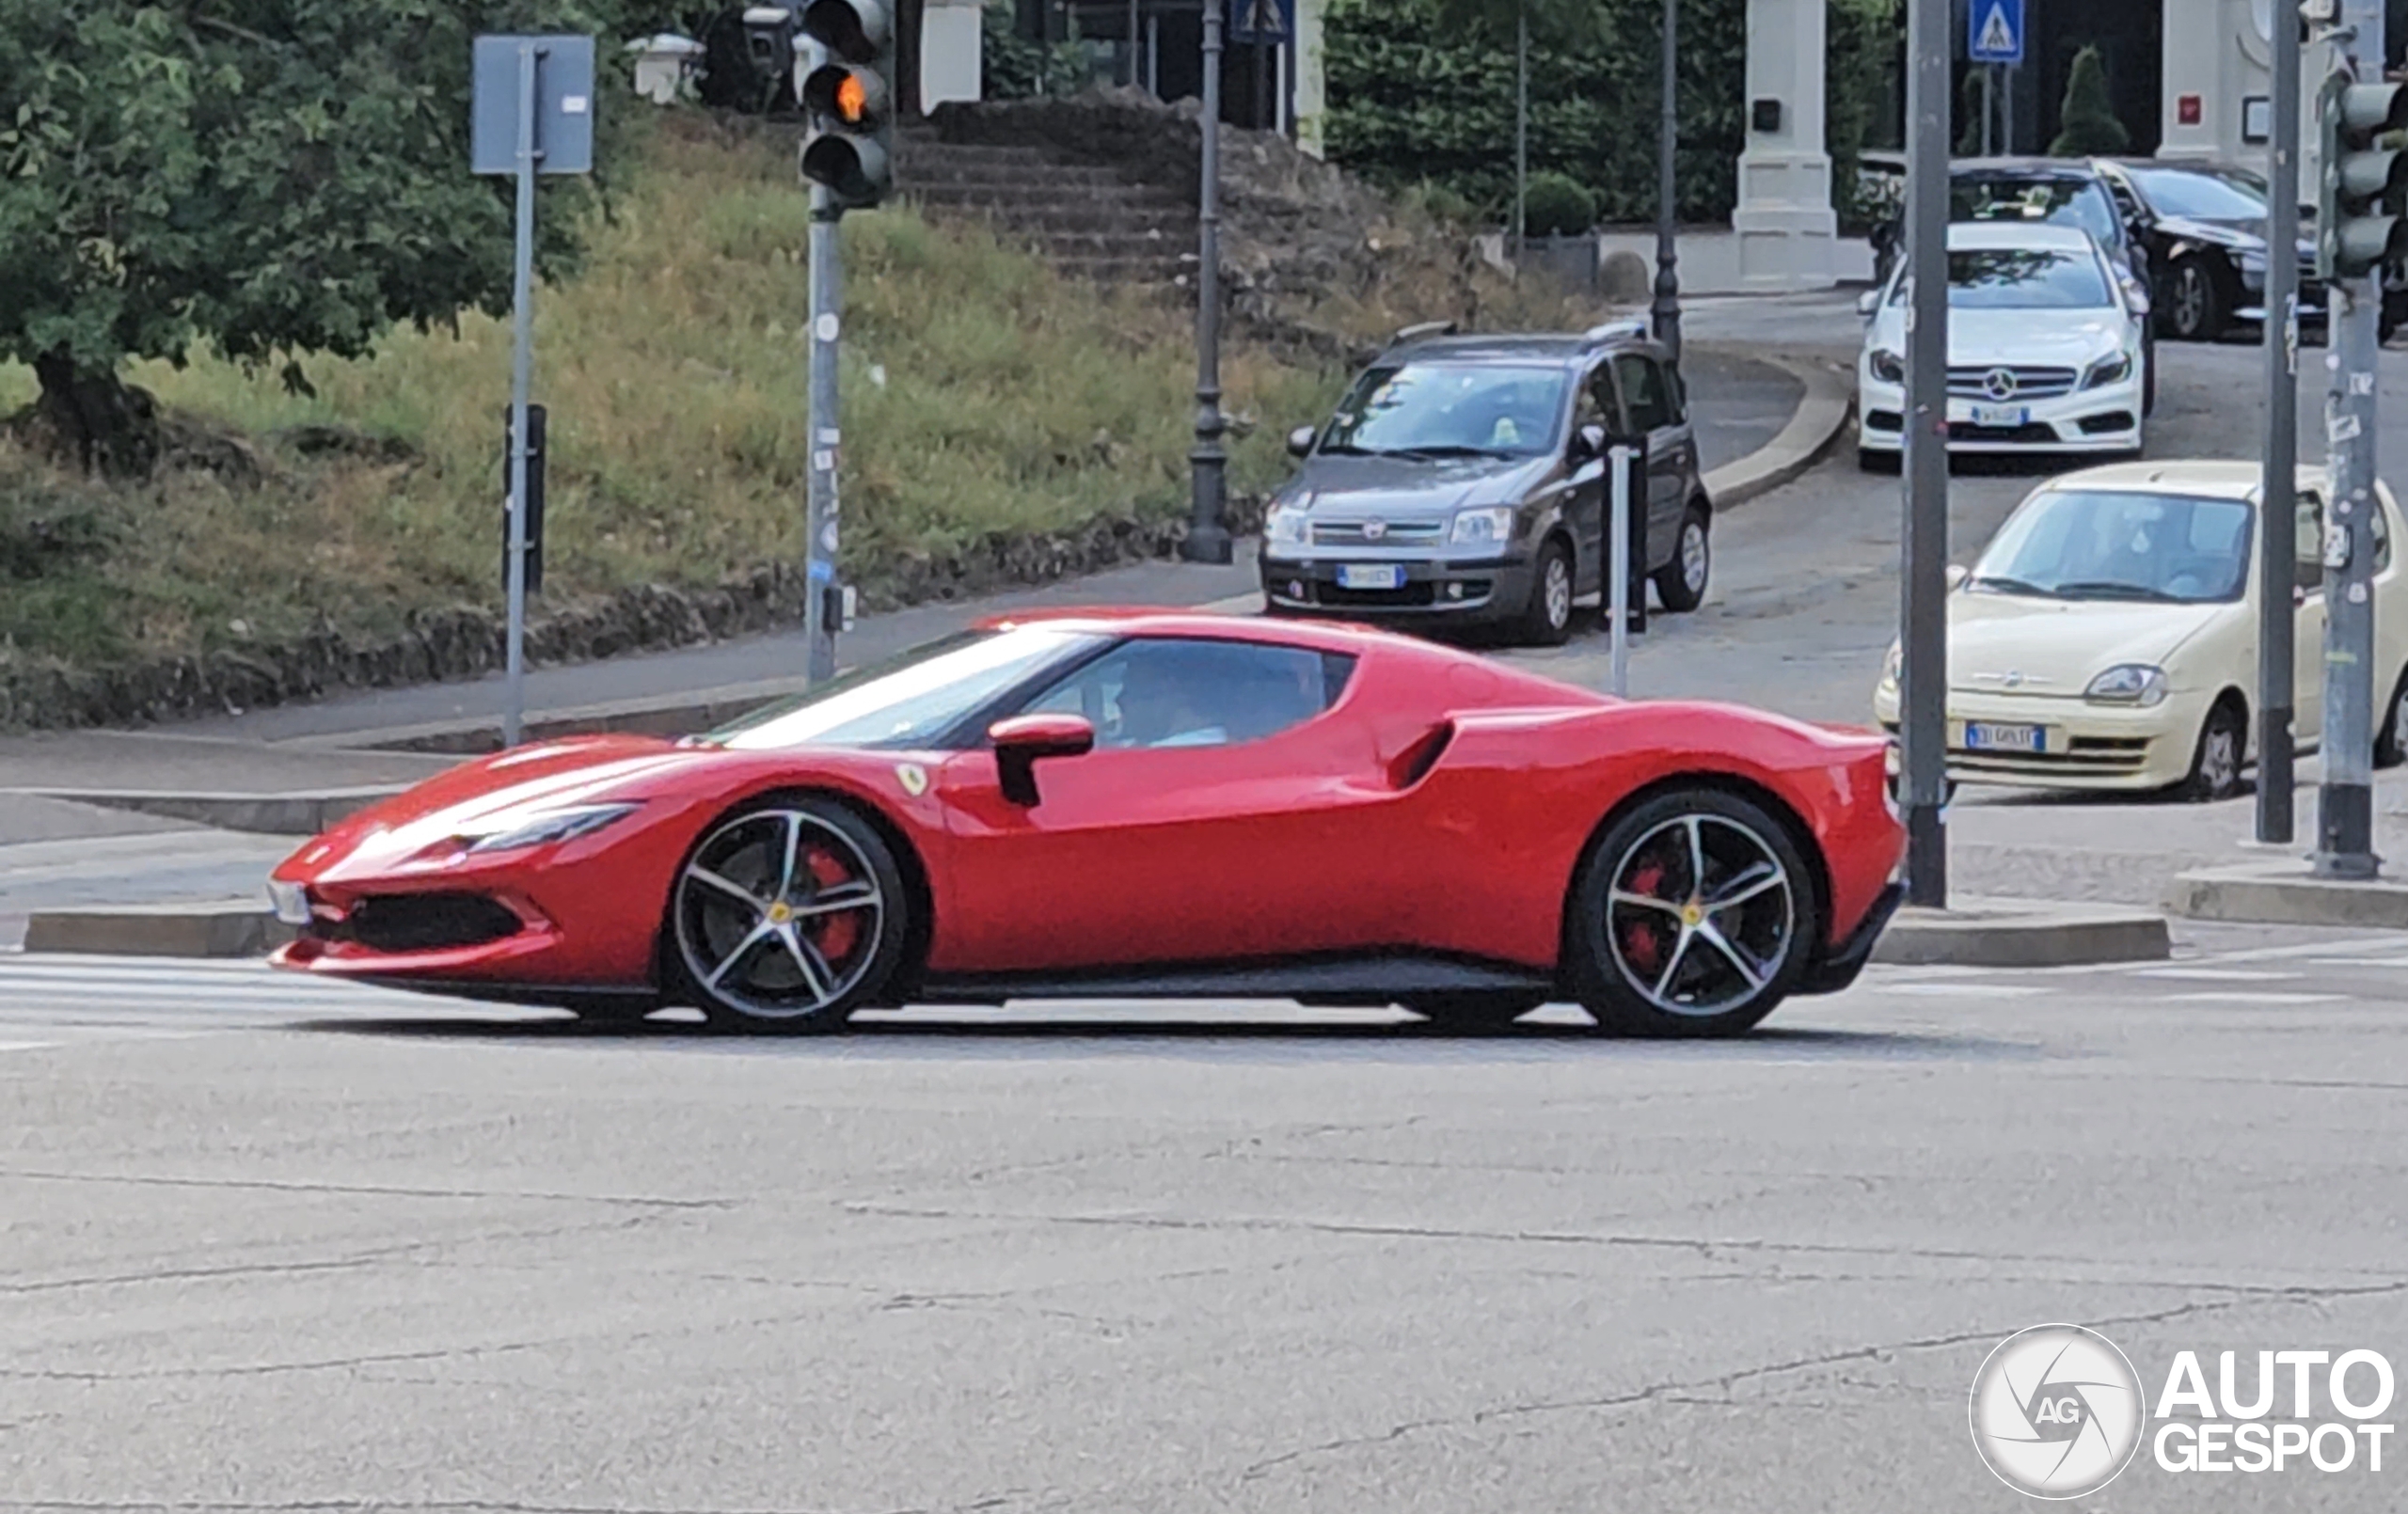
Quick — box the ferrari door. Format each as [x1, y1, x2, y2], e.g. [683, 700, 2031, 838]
[927, 637, 1401, 974]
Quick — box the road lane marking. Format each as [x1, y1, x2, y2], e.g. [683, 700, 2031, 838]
[2132, 968, 2299, 982]
[2161, 991, 2348, 1005]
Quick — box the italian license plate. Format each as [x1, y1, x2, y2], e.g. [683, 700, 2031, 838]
[1966, 402, 2029, 427]
[1964, 721, 2046, 753]
[1336, 564, 1404, 591]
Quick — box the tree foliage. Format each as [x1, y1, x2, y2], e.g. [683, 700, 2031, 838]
[0, 0, 646, 471]
[2049, 44, 2130, 156]
[1323, 0, 1900, 229]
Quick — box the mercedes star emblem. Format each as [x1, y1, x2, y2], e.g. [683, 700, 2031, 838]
[1983, 368, 2019, 401]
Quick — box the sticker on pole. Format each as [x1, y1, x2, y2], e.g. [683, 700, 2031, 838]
[815, 313, 839, 343]
[1967, 0, 2023, 65]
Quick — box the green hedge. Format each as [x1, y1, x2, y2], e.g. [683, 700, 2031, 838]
[1324, 0, 1899, 229]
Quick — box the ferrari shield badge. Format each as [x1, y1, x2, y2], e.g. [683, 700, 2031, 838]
[895, 763, 928, 796]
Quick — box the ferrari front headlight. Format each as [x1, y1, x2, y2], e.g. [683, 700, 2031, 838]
[2083, 664, 2167, 706]
[463, 803, 642, 853]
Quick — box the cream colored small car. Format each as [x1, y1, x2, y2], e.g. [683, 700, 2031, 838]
[1873, 461, 2408, 800]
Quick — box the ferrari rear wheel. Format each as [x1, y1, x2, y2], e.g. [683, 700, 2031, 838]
[1402, 991, 1547, 1030]
[1567, 788, 1815, 1037]
[667, 795, 909, 1032]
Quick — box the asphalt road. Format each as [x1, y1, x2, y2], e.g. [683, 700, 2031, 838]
[7, 927, 2408, 1512]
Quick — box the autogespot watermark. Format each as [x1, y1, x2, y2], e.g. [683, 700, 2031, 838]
[1970, 1324, 2398, 1498]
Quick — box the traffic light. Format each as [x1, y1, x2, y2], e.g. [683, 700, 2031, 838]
[2315, 71, 2408, 280]
[799, 0, 894, 209]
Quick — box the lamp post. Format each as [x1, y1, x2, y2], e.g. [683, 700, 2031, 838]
[1653, 0, 1680, 360]
[1183, 0, 1233, 564]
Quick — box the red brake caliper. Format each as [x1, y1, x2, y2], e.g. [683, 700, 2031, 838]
[1621, 860, 1668, 974]
[804, 849, 861, 962]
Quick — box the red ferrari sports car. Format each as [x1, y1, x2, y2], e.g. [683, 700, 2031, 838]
[269, 609, 1905, 1036]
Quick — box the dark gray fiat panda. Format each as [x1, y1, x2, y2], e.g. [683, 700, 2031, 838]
[1259, 321, 1712, 646]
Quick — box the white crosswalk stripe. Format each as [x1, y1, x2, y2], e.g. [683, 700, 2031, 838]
[0, 953, 477, 1053]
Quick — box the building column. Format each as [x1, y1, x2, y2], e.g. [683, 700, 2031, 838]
[1293, 0, 1327, 158]
[1730, 0, 1837, 290]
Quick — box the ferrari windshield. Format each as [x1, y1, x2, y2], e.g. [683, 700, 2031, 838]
[1319, 362, 1570, 458]
[703, 627, 1106, 749]
[1969, 490, 2253, 604]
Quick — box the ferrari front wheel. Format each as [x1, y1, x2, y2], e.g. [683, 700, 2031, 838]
[1567, 788, 1816, 1037]
[666, 795, 909, 1032]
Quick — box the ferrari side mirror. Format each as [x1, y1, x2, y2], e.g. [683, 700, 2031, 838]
[988, 713, 1096, 807]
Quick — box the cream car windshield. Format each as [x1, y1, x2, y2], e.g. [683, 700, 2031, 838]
[1968, 491, 2254, 605]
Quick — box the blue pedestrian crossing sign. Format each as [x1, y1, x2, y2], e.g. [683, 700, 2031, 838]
[1968, 0, 2023, 65]
[1230, 0, 1292, 44]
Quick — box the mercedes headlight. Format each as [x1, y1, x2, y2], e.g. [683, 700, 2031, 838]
[2083, 664, 2167, 706]
[1868, 349, 1906, 385]
[1450, 506, 1517, 545]
[1265, 497, 1313, 548]
[462, 803, 642, 853]
[2083, 352, 2134, 390]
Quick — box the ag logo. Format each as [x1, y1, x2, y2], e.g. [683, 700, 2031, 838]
[1970, 1324, 2145, 1499]
[895, 763, 928, 796]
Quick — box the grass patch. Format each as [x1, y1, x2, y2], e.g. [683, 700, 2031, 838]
[1, 117, 1342, 668]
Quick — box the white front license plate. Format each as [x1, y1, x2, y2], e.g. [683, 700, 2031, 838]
[1964, 402, 2030, 427]
[1964, 722, 2047, 753]
[1336, 564, 1405, 591]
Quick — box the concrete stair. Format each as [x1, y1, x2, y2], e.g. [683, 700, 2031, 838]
[895, 131, 1195, 290]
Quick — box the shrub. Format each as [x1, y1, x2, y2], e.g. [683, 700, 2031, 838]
[1521, 172, 1597, 238]
[2050, 46, 2131, 156]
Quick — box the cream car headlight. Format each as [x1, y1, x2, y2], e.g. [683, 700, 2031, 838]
[1265, 497, 1312, 547]
[1450, 506, 1517, 545]
[1867, 348, 1906, 385]
[2083, 664, 2168, 706]
[1878, 643, 1902, 694]
[2082, 352, 2135, 390]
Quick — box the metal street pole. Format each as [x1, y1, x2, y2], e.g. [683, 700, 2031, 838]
[1183, 0, 1234, 564]
[2258, 0, 2303, 845]
[1900, 0, 1951, 907]
[502, 39, 539, 749]
[1981, 67, 1993, 157]
[803, 38, 841, 684]
[2319, 0, 2384, 876]
[1609, 446, 1634, 697]
[1514, 1, 1529, 266]
[1653, 0, 1681, 362]
[1127, 0, 1141, 87]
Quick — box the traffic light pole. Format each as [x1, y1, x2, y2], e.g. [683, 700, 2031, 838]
[2319, 0, 2385, 877]
[1900, 0, 1951, 907]
[2258, 0, 2302, 845]
[805, 187, 842, 686]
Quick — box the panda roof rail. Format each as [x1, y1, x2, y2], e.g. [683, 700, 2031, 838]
[1387, 320, 1461, 348]
[1582, 319, 1649, 345]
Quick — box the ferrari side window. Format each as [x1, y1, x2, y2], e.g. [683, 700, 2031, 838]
[1020, 639, 1354, 751]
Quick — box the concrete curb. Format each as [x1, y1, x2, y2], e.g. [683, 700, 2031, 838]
[20, 786, 402, 837]
[2167, 863, 2408, 930]
[23, 901, 294, 958]
[1872, 896, 2173, 968]
[1698, 348, 1854, 512]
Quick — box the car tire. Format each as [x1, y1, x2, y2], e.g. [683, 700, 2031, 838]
[1402, 992, 1548, 1030]
[2378, 668, 2408, 768]
[2163, 257, 2229, 342]
[1653, 503, 1711, 613]
[2175, 698, 2247, 803]
[1519, 536, 1576, 646]
[1565, 787, 1818, 1038]
[663, 793, 911, 1032]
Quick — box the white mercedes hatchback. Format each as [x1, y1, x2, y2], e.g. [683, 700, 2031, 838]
[1856, 222, 2149, 466]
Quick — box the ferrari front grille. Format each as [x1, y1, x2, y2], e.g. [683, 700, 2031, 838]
[321, 892, 525, 953]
